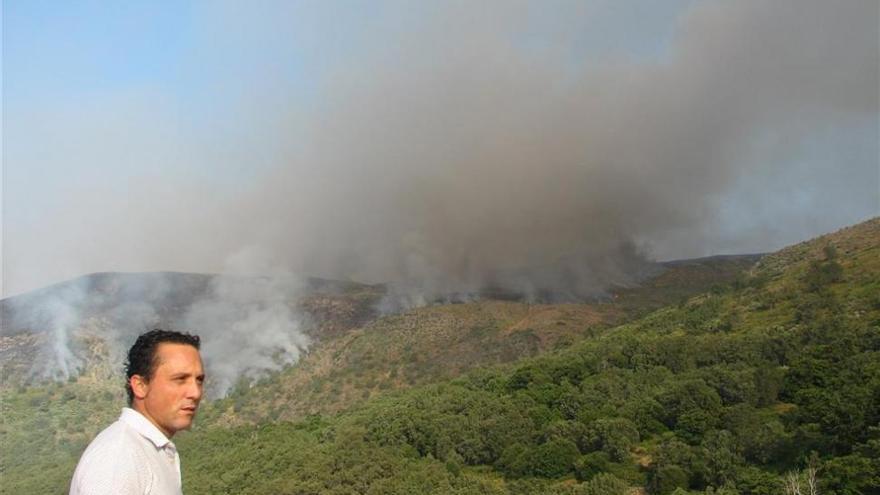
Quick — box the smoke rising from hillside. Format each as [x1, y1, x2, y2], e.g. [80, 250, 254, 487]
[5, 0, 878, 302]
[182, 271, 310, 395]
[2, 270, 309, 397]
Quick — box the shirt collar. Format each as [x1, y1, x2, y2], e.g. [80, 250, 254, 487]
[120, 407, 173, 449]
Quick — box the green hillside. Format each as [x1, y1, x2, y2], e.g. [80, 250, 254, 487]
[0, 254, 755, 494]
[2, 220, 877, 494]
[199, 255, 759, 427]
[169, 219, 878, 494]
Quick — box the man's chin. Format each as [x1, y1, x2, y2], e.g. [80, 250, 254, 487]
[174, 416, 197, 432]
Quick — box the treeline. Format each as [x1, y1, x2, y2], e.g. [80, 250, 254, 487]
[177, 244, 880, 494]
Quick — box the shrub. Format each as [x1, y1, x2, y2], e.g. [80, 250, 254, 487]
[650, 465, 690, 495]
[586, 418, 640, 462]
[531, 439, 581, 478]
[574, 452, 612, 482]
[579, 473, 630, 495]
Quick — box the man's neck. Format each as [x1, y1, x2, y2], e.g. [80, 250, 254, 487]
[130, 402, 174, 439]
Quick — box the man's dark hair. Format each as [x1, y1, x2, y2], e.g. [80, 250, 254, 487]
[125, 329, 201, 404]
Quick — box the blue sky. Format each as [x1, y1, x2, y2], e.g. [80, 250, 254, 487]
[3, 0, 877, 297]
[5, 1, 194, 96]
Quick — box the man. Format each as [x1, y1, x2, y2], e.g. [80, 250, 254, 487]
[70, 329, 205, 495]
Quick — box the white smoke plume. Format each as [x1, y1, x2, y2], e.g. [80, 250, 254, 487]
[1, 263, 310, 396]
[181, 248, 310, 395]
[34, 282, 87, 380]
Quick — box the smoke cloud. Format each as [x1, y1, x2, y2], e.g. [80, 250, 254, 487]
[181, 250, 310, 394]
[4, 0, 878, 301]
[2, 267, 309, 396]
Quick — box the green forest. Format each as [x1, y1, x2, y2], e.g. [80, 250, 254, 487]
[2, 219, 878, 494]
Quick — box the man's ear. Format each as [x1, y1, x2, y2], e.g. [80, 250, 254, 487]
[130, 375, 150, 400]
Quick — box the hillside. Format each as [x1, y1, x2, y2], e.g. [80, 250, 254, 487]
[0, 255, 754, 403]
[172, 218, 878, 494]
[0, 272, 384, 392]
[198, 255, 759, 425]
[3, 218, 878, 493]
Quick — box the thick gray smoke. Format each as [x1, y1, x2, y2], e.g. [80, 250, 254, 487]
[228, 0, 878, 303]
[4, 0, 878, 303]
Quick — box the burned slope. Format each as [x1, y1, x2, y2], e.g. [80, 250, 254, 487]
[201, 252, 762, 424]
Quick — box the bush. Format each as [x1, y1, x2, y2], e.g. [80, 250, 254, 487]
[496, 443, 530, 477]
[676, 409, 718, 443]
[734, 466, 781, 495]
[586, 418, 640, 462]
[658, 379, 722, 431]
[531, 439, 581, 478]
[803, 245, 843, 292]
[578, 473, 630, 495]
[699, 430, 741, 487]
[496, 439, 580, 479]
[575, 452, 612, 482]
[821, 453, 880, 495]
[650, 465, 690, 495]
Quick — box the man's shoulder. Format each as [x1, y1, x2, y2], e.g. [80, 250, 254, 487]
[70, 418, 152, 494]
[82, 418, 144, 457]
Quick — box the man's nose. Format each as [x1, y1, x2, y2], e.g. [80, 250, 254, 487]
[188, 379, 203, 401]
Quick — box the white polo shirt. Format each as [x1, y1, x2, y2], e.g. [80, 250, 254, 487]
[70, 408, 183, 495]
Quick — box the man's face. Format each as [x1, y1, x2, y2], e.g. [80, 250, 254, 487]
[133, 343, 205, 438]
